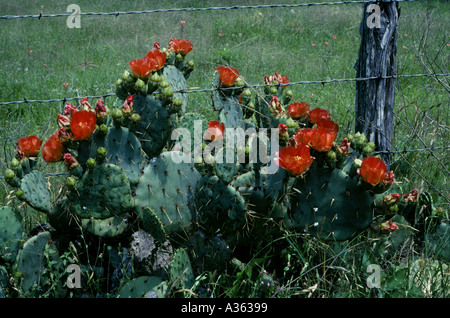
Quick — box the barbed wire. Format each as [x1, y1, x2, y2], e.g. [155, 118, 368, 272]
[0, 0, 418, 20]
[1, 73, 448, 107]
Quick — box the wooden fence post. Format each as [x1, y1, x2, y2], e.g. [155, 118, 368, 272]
[354, 1, 400, 170]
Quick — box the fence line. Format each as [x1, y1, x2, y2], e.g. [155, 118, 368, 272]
[0, 0, 418, 20]
[1, 73, 448, 107]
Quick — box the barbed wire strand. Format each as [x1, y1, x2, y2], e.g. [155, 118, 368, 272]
[0, 0, 419, 20]
[1, 73, 448, 106]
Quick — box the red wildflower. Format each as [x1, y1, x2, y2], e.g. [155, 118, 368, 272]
[276, 144, 314, 176]
[144, 49, 166, 72]
[216, 66, 239, 87]
[129, 58, 153, 79]
[16, 136, 42, 158]
[308, 108, 331, 124]
[204, 121, 225, 141]
[317, 119, 339, 133]
[70, 110, 97, 140]
[292, 128, 315, 146]
[359, 156, 387, 186]
[288, 102, 310, 119]
[309, 127, 337, 152]
[168, 39, 193, 55]
[42, 131, 65, 163]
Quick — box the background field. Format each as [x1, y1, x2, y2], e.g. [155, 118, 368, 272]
[0, 0, 448, 297]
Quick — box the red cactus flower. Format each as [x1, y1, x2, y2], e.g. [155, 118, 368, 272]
[16, 135, 42, 158]
[204, 121, 225, 141]
[292, 128, 315, 146]
[317, 119, 339, 133]
[144, 48, 166, 72]
[70, 110, 97, 140]
[129, 58, 153, 79]
[216, 66, 239, 87]
[276, 144, 314, 176]
[308, 108, 331, 124]
[288, 102, 310, 119]
[403, 189, 420, 204]
[42, 131, 65, 163]
[95, 99, 107, 118]
[168, 39, 193, 55]
[359, 156, 387, 186]
[309, 127, 337, 152]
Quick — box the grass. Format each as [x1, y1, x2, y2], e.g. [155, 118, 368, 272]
[0, 0, 448, 298]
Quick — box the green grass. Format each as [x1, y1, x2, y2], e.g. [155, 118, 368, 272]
[0, 0, 448, 298]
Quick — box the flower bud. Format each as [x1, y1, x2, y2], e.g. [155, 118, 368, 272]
[134, 78, 146, 89]
[159, 80, 170, 89]
[4, 169, 15, 180]
[86, 158, 96, 168]
[235, 77, 245, 87]
[163, 87, 174, 98]
[65, 176, 77, 188]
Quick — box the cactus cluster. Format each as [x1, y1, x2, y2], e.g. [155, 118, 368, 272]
[0, 35, 446, 298]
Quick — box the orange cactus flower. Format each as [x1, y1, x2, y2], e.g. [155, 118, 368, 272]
[42, 131, 65, 163]
[70, 110, 97, 140]
[16, 135, 42, 158]
[308, 108, 331, 124]
[309, 127, 337, 152]
[144, 48, 166, 72]
[276, 144, 314, 176]
[204, 121, 225, 141]
[317, 119, 339, 133]
[292, 128, 315, 146]
[129, 58, 153, 79]
[359, 156, 387, 186]
[288, 102, 310, 119]
[168, 39, 193, 55]
[216, 66, 239, 87]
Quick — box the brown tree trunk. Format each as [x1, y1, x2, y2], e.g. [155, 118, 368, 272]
[354, 1, 400, 170]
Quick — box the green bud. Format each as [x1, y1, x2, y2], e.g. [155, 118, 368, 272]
[130, 113, 141, 123]
[115, 78, 123, 86]
[285, 89, 293, 98]
[176, 53, 183, 61]
[327, 150, 337, 161]
[150, 72, 161, 83]
[269, 86, 278, 95]
[243, 88, 252, 97]
[235, 77, 245, 87]
[98, 124, 108, 135]
[134, 78, 146, 89]
[4, 168, 15, 180]
[187, 60, 195, 68]
[86, 158, 96, 168]
[15, 189, 24, 199]
[112, 108, 123, 119]
[159, 80, 170, 89]
[173, 97, 183, 107]
[285, 117, 299, 129]
[10, 158, 20, 168]
[65, 176, 77, 188]
[122, 70, 134, 83]
[97, 147, 107, 158]
[163, 87, 174, 98]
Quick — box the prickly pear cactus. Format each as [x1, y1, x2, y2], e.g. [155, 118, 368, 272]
[288, 167, 374, 241]
[170, 248, 195, 294]
[135, 151, 200, 235]
[0, 207, 23, 264]
[117, 276, 166, 298]
[67, 163, 134, 220]
[19, 170, 51, 213]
